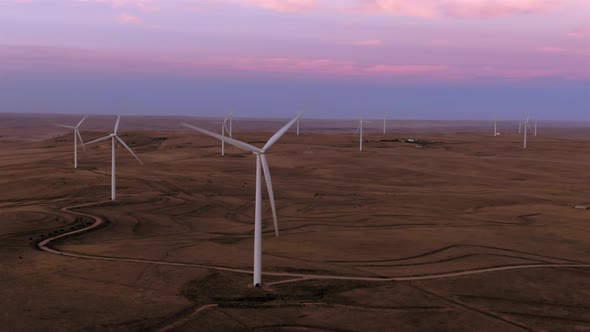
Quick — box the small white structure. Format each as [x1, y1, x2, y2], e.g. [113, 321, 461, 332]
[210, 112, 233, 156]
[354, 118, 371, 152]
[522, 117, 534, 149]
[86, 116, 143, 201]
[493, 117, 499, 136]
[55, 115, 88, 169]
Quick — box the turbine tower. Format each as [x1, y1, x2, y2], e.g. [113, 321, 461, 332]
[228, 111, 233, 138]
[86, 116, 143, 201]
[182, 113, 302, 287]
[494, 116, 497, 136]
[383, 113, 388, 135]
[55, 115, 88, 169]
[354, 118, 370, 152]
[523, 117, 530, 149]
[210, 113, 232, 156]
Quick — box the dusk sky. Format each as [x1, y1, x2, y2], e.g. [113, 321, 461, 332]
[1, 0, 589, 120]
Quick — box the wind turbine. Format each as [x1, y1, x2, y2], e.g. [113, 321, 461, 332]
[182, 113, 302, 287]
[493, 116, 498, 136]
[55, 115, 88, 169]
[354, 118, 370, 152]
[227, 111, 233, 138]
[296, 117, 300, 136]
[383, 113, 388, 135]
[523, 117, 530, 149]
[210, 113, 232, 156]
[534, 119, 538, 137]
[86, 116, 143, 201]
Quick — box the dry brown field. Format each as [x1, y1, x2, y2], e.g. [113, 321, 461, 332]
[1, 114, 589, 331]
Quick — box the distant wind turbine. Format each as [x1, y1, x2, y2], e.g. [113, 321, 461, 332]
[210, 113, 232, 156]
[86, 116, 143, 201]
[354, 118, 370, 152]
[383, 113, 388, 135]
[227, 111, 233, 138]
[523, 117, 531, 149]
[55, 115, 88, 169]
[493, 116, 498, 136]
[182, 113, 302, 287]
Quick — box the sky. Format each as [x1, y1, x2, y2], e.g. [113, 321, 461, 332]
[0, 0, 589, 120]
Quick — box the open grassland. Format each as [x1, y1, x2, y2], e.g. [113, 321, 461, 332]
[1, 115, 589, 331]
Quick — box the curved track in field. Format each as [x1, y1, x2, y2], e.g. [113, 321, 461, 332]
[38, 202, 590, 283]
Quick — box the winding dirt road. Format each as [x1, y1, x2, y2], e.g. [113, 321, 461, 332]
[37, 202, 590, 283]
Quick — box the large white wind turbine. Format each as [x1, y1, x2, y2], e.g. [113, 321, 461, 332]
[182, 113, 302, 287]
[210, 113, 232, 156]
[55, 115, 88, 169]
[86, 116, 143, 201]
[354, 118, 370, 152]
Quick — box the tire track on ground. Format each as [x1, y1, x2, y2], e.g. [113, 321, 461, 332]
[38, 202, 590, 283]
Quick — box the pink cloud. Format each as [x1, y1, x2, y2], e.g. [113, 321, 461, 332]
[365, 64, 449, 73]
[213, 57, 452, 77]
[2, 45, 587, 81]
[537, 46, 568, 53]
[570, 27, 590, 37]
[537, 46, 590, 56]
[223, 57, 358, 74]
[348, 39, 384, 46]
[117, 13, 142, 24]
[473, 66, 564, 79]
[78, 0, 160, 12]
[357, 0, 562, 19]
[230, 0, 317, 12]
[357, 1, 439, 18]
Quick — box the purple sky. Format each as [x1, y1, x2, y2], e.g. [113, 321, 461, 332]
[1, 0, 589, 120]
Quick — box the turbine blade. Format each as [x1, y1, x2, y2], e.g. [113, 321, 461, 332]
[116, 136, 143, 165]
[262, 113, 303, 151]
[182, 123, 263, 153]
[76, 115, 88, 128]
[76, 129, 86, 151]
[55, 124, 75, 129]
[86, 135, 112, 145]
[114, 115, 121, 135]
[354, 124, 360, 136]
[260, 154, 279, 237]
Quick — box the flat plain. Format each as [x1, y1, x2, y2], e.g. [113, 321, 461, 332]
[1, 114, 589, 331]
